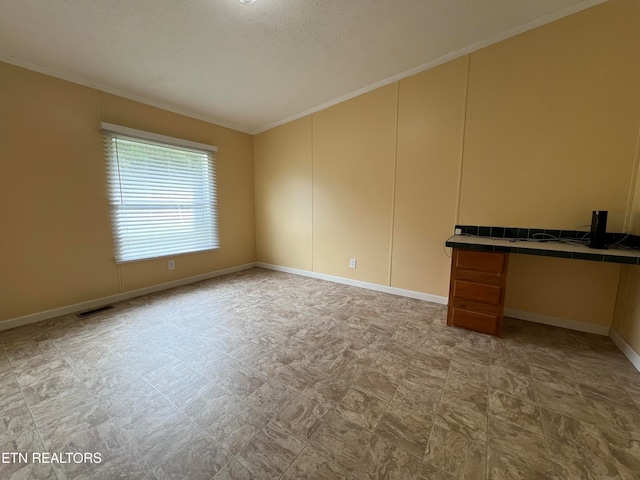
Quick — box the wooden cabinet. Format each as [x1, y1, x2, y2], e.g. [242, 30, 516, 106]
[447, 249, 509, 336]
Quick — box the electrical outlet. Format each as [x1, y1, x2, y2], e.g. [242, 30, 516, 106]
[168, 260, 175, 271]
[454, 228, 462, 235]
[349, 258, 357, 269]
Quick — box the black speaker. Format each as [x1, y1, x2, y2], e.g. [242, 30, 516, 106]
[589, 210, 608, 249]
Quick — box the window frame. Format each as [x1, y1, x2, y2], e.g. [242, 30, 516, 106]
[100, 123, 220, 264]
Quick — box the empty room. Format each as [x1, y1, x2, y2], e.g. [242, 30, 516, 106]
[1, 0, 640, 479]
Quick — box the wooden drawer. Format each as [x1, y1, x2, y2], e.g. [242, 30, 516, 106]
[456, 250, 505, 273]
[454, 280, 501, 305]
[450, 308, 498, 335]
[447, 248, 509, 337]
[454, 268, 503, 286]
[453, 297, 500, 316]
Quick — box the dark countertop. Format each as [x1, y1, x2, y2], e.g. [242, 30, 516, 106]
[445, 235, 640, 265]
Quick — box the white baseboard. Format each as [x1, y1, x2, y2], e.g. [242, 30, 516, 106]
[258, 263, 616, 337]
[0, 262, 257, 332]
[504, 308, 611, 336]
[260, 265, 637, 373]
[1, 260, 619, 346]
[256, 262, 449, 305]
[609, 329, 640, 373]
[258, 263, 618, 339]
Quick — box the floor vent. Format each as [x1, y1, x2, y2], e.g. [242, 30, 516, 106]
[76, 305, 115, 318]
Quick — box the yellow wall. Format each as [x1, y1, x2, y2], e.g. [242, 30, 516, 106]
[613, 133, 640, 355]
[312, 85, 398, 285]
[392, 58, 468, 296]
[4, 0, 640, 340]
[460, 0, 640, 324]
[0, 62, 255, 323]
[253, 60, 467, 296]
[254, 0, 640, 328]
[615, 265, 640, 354]
[613, 264, 640, 350]
[254, 117, 313, 270]
[506, 256, 621, 327]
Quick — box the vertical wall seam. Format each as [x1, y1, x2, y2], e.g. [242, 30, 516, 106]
[310, 116, 314, 272]
[388, 82, 401, 287]
[454, 54, 471, 225]
[251, 133, 257, 263]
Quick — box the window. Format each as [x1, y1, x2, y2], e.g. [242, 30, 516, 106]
[101, 123, 219, 263]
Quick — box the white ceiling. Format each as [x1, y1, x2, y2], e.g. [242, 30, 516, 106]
[0, 0, 605, 134]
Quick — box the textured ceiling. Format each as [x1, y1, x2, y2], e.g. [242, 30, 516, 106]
[0, 0, 605, 134]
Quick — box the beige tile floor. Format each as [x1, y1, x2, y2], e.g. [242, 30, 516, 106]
[1, 268, 640, 479]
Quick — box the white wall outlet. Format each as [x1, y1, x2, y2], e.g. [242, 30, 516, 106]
[349, 258, 357, 269]
[168, 260, 175, 270]
[454, 228, 462, 235]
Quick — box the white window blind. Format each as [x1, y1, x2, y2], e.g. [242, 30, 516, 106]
[101, 124, 219, 263]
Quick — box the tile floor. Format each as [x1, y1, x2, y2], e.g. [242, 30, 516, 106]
[1, 268, 640, 479]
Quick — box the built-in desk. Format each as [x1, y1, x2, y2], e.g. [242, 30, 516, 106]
[446, 234, 640, 265]
[445, 231, 640, 336]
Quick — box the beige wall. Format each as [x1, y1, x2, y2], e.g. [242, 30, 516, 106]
[460, 0, 640, 324]
[254, 117, 313, 270]
[392, 57, 468, 296]
[614, 265, 640, 355]
[0, 62, 255, 323]
[254, 0, 640, 328]
[613, 265, 636, 338]
[4, 0, 640, 342]
[253, 60, 467, 296]
[506, 256, 621, 327]
[312, 85, 398, 285]
[613, 131, 640, 355]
